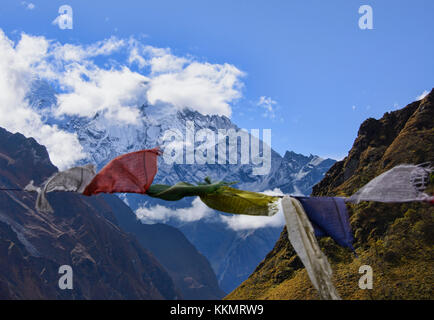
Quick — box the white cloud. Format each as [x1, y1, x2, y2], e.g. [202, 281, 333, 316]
[52, 37, 125, 62]
[55, 66, 147, 124]
[138, 45, 189, 73]
[416, 90, 429, 101]
[128, 46, 147, 69]
[128, 43, 186, 72]
[22, 2, 35, 10]
[0, 34, 146, 126]
[46, 34, 244, 120]
[147, 62, 244, 117]
[0, 30, 85, 169]
[136, 197, 214, 224]
[262, 188, 285, 196]
[47, 38, 147, 125]
[136, 189, 286, 231]
[128, 41, 244, 117]
[257, 96, 277, 118]
[219, 209, 284, 231]
[0, 29, 245, 168]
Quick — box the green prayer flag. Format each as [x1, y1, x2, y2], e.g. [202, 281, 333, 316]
[146, 179, 230, 201]
[146, 177, 280, 216]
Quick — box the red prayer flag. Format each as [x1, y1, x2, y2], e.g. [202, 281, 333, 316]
[82, 148, 162, 196]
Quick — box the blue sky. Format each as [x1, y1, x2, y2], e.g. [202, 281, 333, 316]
[0, 0, 433, 160]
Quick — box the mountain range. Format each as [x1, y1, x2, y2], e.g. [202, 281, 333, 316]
[57, 100, 335, 293]
[2, 80, 336, 296]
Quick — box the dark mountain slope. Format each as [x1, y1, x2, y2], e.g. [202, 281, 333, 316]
[0, 127, 179, 299]
[227, 89, 434, 300]
[102, 195, 225, 299]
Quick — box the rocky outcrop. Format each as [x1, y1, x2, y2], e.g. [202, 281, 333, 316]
[227, 89, 434, 300]
[0, 127, 180, 299]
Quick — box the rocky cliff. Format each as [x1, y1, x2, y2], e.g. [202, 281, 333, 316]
[0, 127, 179, 299]
[0, 126, 225, 299]
[227, 89, 434, 300]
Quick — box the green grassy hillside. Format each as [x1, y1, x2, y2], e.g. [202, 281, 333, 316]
[226, 89, 434, 300]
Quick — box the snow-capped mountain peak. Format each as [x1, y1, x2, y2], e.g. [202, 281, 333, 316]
[27, 84, 335, 293]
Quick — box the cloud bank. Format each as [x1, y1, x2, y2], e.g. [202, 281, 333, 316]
[0, 29, 245, 169]
[135, 189, 286, 231]
[136, 198, 215, 224]
[0, 30, 85, 169]
[129, 42, 244, 117]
